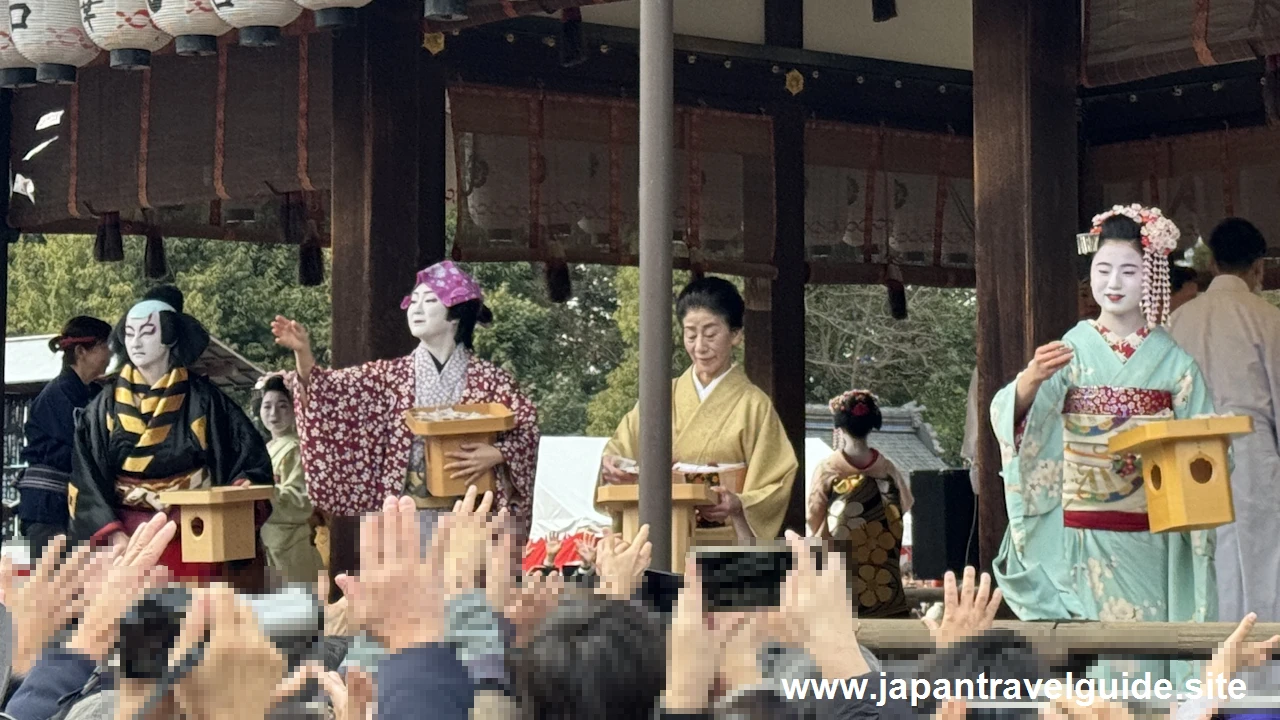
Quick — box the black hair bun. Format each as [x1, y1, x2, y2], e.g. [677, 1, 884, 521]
[143, 285, 185, 314]
[477, 304, 494, 325]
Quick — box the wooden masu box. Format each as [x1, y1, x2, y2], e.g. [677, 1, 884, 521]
[157, 486, 275, 563]
[1108, 416, 1252, 533]
[404, 403, 516, 498]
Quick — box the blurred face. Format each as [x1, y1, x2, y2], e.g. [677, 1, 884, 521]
[259, 390, 296, 438]
[405, 284, 455, 342]
[682, 308, 740, 379]
[75, 341, 112, 380]
[1170, 281, 1200, 312]
[1090, 241, 1143, 319]
[124, 312, 171, 375]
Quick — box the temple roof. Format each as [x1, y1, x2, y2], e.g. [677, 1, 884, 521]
[804, 401, 950, 476]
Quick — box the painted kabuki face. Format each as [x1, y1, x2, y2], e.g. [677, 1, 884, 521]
[124, 312, 171, 373]
[260, 390, 296, 438]
[1090, 241, 1144, 320]
[405, 284, 456, 342]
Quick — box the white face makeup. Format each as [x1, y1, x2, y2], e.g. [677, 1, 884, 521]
[124, 312, 171, 376]
[405, 284, 456, 342]
[1090, 241, 1144, 320]
[259, 389, 296, 439]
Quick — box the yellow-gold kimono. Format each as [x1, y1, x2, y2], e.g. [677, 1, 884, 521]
[600, 366, 798, 543]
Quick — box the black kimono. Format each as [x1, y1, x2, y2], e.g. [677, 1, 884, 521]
[69, 364, 271, 577]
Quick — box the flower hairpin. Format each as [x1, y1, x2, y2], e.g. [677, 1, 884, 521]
[828, 389, 878, 414]
[1077, 204, 1180, 257]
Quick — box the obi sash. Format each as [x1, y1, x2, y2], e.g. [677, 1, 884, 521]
[17, 465, 71, 496]
[115, 468, 211, 511]
[1060, 386, 1172, 533]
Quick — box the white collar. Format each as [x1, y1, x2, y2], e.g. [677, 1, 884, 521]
[693, 364, 734, 402]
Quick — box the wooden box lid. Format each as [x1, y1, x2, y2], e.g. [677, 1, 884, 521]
[158, 485, 275, 506]
[405, 403, 516, 437]
[1109, 416, 1254, 454]
[596, 483, 716, 507]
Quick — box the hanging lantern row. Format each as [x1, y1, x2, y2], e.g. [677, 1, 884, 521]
[0, 0, 381, 87]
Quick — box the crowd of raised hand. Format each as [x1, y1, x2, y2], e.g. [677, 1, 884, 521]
[0, 484, 1275, 720]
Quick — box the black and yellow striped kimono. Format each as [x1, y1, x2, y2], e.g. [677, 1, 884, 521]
[69, 363, 273, 547]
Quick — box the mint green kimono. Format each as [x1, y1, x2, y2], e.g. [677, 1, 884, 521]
[262, 434, 323, 584]
[991, 320, 1217, 685]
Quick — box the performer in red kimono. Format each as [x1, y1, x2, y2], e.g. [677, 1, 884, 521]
[271, 260, 540, 548]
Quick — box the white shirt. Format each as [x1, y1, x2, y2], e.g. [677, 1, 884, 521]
[693, 364, 734, 402]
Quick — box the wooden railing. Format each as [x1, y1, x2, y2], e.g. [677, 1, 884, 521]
[856, 620, 1280, 661]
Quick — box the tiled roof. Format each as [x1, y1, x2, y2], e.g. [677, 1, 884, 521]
[805, 402, 950, 475]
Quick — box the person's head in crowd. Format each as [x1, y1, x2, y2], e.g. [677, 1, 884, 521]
[917, 628, 1049, 720]
[257, 375, 296, 440]
[50, 315, 113, 384]
[1209, 217, 1268, 292]
[1169, 264, 1200, 313]
[677, 276, 744, 385]
[509, 590, 666, 720]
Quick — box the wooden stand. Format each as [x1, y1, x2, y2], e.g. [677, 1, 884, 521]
[157, 486, 274, 563]
[596, 483, 715, 573]
[1108, 416, 1253, 533]
[405, 403, 516, 498]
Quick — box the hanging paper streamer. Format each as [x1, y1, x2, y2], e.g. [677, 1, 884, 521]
[94, 211, 124, 262]
[10, 0, 100, 84]
[150, 0, 232, 57]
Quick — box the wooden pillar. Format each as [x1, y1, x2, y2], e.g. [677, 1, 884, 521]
[0, 90, 10, 548]
[746, 2, 806, 536]
[327, 0, 438, 595]
[418, 54, 448, 268]
[972, 0, 1079, 569]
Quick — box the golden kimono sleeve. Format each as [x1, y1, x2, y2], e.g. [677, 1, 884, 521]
[731, 395, 798, 540]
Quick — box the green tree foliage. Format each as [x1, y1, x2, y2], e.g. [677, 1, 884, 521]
[469, 263, 624, 435]
[7, 234, 333, 370]
[805, 285, 976, 462]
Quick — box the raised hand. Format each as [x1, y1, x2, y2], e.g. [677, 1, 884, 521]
[1025, 341, 1073, 384]
[594, 526, 652, 600]
[923, 566, 1003, 647]
[270, 316, 311, 354]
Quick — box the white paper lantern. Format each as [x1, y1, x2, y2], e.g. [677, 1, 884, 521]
[213, 0, 301, 48]
[0, 0, 37, 87]
[10, 0, 100, 84]
[294, 0, 368, 29]
[149, 0, 231, 57]
[82, 0, 170, 70]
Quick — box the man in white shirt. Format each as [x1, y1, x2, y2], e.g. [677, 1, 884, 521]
[1170, 217, 1280, 623]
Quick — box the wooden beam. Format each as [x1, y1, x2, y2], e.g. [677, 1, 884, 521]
[807, 263, 974, 288]
[972, 0, 1079, 571]
[764, 0, 803, 49]
[857, 619, 1280, 659]
[326, 0, 429, 596]
[744, 106, 807, 536]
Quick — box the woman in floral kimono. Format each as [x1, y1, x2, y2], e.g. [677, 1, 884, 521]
[70, 286, 273, 580]
[271, 261, 539, 551]
[807, 390, 914, 618]
[257, 375, 323, 584]
[991, 205, 1217, 685]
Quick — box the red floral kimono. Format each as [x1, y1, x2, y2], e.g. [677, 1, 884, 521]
[286, 352, 539, 538]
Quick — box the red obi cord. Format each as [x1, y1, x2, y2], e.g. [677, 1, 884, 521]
[1063, 510, 1150, 532]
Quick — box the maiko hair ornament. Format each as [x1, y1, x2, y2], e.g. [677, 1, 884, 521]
[828, 389, 879, 414]
[1078, 203, 1180, 326]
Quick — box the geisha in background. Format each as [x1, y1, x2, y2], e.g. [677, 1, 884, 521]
[990, 205, 1217, 685]
[271, 260, 540, 549]
[257, 375, 324, 584]
[70, 286, 274, 581]
[807, 390, 914, 618]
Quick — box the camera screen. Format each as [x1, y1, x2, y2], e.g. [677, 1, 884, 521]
[694, 548, 793, 611]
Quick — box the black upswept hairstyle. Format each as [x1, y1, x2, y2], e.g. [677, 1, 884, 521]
[833, 392, 883, 440]
[1097, 215, 1143, 253]
[445, 298, 494, 350]
[676, 276, 744, 330]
